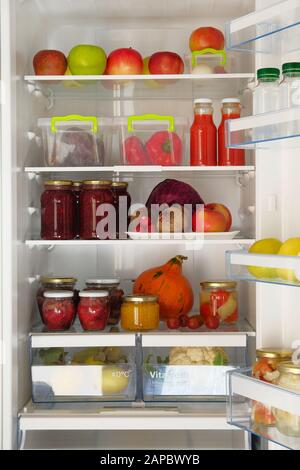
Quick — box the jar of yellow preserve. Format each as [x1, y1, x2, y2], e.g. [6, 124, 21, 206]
[121, 295, 160, 331]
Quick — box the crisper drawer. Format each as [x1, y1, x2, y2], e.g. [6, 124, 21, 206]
[142, 337, 247, 402]
[30, 332, 136, 403]
[227, 368, 300, 450]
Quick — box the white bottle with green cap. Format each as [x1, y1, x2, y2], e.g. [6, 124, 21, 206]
[280, 63, 300, 109]
[253, 68, 280, 115]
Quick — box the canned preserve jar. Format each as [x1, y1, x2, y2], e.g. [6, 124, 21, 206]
[80, 180, 114, 240]
[121, 295, 160, 332]
[85, 279, 124, 325]
[274, 362, 300, 437]
[252, 349, 293, 426]
[78, 291, 110, 331]
[36, 277, 78, 316]
[42, 291, 76, 331]
[41, 180, 75, 240]
[200, 281, 238, 327]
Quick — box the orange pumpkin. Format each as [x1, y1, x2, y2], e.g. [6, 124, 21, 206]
[133, 255, 194, 320]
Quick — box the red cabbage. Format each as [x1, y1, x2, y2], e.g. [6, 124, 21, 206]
[146, 179, 204, 213]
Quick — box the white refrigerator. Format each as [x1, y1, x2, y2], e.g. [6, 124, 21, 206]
[1, 0, 300, 450]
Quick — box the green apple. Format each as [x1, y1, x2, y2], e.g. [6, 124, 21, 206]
[68, 45, 107, 75]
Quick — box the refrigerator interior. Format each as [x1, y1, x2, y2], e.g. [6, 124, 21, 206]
[2, 0, 300, 450]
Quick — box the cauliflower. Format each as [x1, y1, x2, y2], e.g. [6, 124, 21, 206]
[169, 347, 228, 365]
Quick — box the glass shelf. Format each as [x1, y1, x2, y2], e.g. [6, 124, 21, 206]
[226, 249, 300, 288]
[24, 74, 254, 101]
[226, 0, 300, 54]
[226, 107, 300, 149]
[227, 368, 300, 450]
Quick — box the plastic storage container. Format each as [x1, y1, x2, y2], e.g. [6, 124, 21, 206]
[143, 346, 244, 402]
[185, 49, 231, 74]
[30, 342, 136, 403]
[38, 115, 112, 167]
[118, 114, 187, 166]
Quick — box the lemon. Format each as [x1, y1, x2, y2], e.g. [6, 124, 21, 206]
[277, 238, 300, 282]
[247, 238, 282, 279]
[101, 366, 129, 395]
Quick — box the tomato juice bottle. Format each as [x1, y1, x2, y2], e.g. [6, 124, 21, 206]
[218, 98, 245, 166]
[190, 98, 217, 166]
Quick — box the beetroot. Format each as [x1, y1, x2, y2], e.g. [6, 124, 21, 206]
[146, 179, 204, 213]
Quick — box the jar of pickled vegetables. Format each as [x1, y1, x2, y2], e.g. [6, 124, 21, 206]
[42, 291, 76, 331]
[85, 279, 124, 326]
[121, 295, 159, 332]
[274, 362, 300, 437]
[36, 277, 78, 316]
[200, 281, 238, 329]
[41, 180, 75, 240]
[78, 291, 110, 331]
[252, 348, 293, 427]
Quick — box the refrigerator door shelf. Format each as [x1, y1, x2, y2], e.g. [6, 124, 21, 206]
[226, 0, 300, 54]
[226, 107, 300, 149]
[227, 249, 300, 288]
[227, 368, 300, 450]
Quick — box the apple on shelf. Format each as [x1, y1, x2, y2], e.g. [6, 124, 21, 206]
[192, 203, 232, 233]
[105, 48, 143, 75]
[33, 50, 68, 75]
[148, 51, 184, 75]
[68, 45, 107, 75]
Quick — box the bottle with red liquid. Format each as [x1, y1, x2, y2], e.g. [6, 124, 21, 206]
[218, 99, 245, 166]
[190, 99, 217, 166]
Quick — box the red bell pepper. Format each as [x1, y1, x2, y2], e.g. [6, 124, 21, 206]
[145, 131, 182, 166]
[123, 136, 148, 165]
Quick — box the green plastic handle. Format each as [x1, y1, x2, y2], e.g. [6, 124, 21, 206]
[51, 115, 98, 134]
[192, 49, 227, 68]
[128, 114, 175, 133]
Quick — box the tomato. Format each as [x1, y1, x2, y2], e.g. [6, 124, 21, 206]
[210, 290, 230, 310]
[145, 131, 183, 166]
[187, 315, 203, 330]
[200, 302, 211, 319]
[167, 318, 181, 330]
[179, 314, 189, 327]
[124, 136, 148, 165]
[205, 314, 220, 330]
[253, 358, 274, 382]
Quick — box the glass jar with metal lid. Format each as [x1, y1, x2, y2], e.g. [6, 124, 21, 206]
[252, 349, 293, 427]
[80, 180, 114, 240]
[41, 180, 75, 240]
[78, 290, 110, 331]
[85, 279, 124, 326]
[42, 290, 76, 331]
[36, 277, 78, 316]
[200, 281, 238, 328]
[121, 295, 160, 331]
[274, 362, 300, 437]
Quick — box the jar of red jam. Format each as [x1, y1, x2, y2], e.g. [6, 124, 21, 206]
[73, 181, 82, 239]
[36, 277, 78, 317]
[42, 291, 76, 331]
[85, 279, 124, 325]
[252, 348, 293, 427]
[200, 281, 238, 329]
[80, 180, 114, 240]
[78, 291, 110, 331]
[41, 180, 75, 240]
[112, 182, 131, 239]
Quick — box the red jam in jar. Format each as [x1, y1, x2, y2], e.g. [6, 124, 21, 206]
[85, 279, 124, 325]
[41, 180, 75, 240]
[73, 181, 82, 239]
[80, 180, 114, 240]
[42, 291, 76, 331]
[78, 291, 109, 331]
[36, 277, 78, 317]
[112, 182, 132, 239]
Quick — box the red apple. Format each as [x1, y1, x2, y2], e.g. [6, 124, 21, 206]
[148, 52, 184, 75]
[33, 50, 67, 75]
[189, 27, 225, 52]
[106, 48, 143, 75]
[192, 208, 227, 233]
[205, 203, 232, 232]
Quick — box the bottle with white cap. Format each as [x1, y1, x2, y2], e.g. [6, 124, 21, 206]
[190, 98, 217, 166]
[218, 98, 245, 166]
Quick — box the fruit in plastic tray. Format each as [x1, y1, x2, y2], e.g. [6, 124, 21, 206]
[101, 366, 130, 395]
[145, 131, 183, 165]
[277, 238, 300, 282]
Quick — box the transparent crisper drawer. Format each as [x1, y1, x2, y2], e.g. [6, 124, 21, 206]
[226, 249, 300, 288]
[227, 368, 300, 450]
[30, 336, 136, 403]
[185, 50, 235, 74]
[225, 0, 300, 54]
[117, 114, 188, 166]
[142, 346, 246, 402]
[38, 115, 112, 167]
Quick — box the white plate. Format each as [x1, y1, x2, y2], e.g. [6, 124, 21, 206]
[126, 231, 241, 241]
